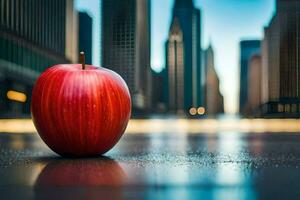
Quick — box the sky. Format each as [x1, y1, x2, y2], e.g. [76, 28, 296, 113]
[76, 0, 276, 114]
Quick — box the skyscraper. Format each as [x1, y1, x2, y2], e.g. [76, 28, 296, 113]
[0, 0, 78, 117]
[79, 12, 93, 64]
[101, 0, 151, 112]
[239, 40, 261, 114]
[261, 0, 300, 116]
[151, 68, 167, 113]
[203, 44, 224, 115]
[166, 0, 202, 115]
[247, 54, 262, 116]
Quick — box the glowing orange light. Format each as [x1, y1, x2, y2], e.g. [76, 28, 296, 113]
[2, 119, 300, 134]
[189, 107, 197, 116]
[7, 90, 27, 103]
[197, 107, 205, 115]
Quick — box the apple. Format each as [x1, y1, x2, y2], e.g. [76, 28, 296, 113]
[31, 52, 131, 156]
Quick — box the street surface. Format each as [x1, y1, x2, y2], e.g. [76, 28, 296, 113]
[1, 119, 300, 199]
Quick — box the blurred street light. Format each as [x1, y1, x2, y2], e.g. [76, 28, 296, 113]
[7, 90, 27, 103]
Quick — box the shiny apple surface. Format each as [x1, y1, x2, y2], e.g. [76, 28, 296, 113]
[31, 64, 131, 156]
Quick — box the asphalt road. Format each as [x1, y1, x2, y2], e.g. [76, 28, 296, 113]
[1, 131, 300, 200]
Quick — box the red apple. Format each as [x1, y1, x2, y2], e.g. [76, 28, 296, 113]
[31, 53, 131, 156]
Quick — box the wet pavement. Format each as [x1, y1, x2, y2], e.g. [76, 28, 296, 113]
[1, 131, 300, 199]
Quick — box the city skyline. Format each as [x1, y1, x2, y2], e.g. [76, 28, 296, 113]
[77, 0, 275, 114]
[0, 0, 299, 118]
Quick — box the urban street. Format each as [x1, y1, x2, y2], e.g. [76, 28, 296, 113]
[1, 0, 300, 199]
[1, 119, 300, 199]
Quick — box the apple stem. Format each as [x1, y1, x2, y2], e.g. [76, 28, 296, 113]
[80, 52, 86, 70]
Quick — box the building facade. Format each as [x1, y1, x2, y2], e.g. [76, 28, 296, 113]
[260, 0, 300, 117]
[203, 45, 224, 116]
[0, 0, 78, 117]
[166, 0, 202, 115]
[79, 12, 93, 64]
[166, 18, 185, 113]
[151, 68, 168, 113]
[101, 0, 152, 112]
[239, 40, 261, 114]
[246, 54, 262, 116]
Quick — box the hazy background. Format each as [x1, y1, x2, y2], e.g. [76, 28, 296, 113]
[76, 0, 275, 114]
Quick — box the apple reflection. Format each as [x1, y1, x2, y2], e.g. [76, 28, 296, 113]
[34, 157, 127, 199]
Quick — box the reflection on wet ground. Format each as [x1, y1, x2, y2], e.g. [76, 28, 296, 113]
[1, 131, 300, 199]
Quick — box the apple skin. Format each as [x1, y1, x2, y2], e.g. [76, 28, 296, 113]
[31, 64, 131, 156]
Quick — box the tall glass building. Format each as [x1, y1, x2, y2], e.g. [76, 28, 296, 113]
[0, 0, 78, 117]
[166, 0, 202, 115]
[101, 0, 152, 112]
[239, 40, 261, 114]
[203, 44, 224, 116]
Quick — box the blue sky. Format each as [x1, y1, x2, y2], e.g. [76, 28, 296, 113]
[76, 0, 275, 114]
